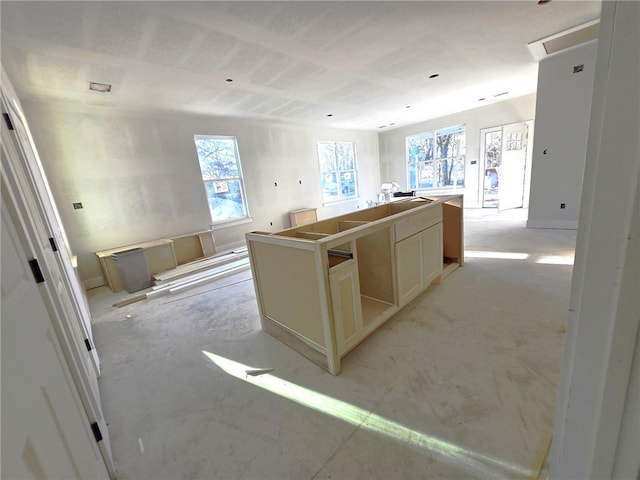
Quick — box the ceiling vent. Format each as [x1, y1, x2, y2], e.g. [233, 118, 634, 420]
[527, 19, 600, 61]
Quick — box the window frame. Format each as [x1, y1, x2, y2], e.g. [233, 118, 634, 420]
[193, 134, 250, 226]
[406, 125, 466, 191]
[317, 141, 359, 205]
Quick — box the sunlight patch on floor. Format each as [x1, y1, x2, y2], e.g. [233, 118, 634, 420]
[465, 250, 530, 260]
[202, 350, 532, 480]
[536, 255, 574, 265]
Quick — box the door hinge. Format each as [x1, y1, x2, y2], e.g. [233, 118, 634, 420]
[90, 422, 103, 442]
[49, 237, 58, 252]
[3, 112, 14, 131]
[28, 259, 45, 283]
[84, 338, 93, 351]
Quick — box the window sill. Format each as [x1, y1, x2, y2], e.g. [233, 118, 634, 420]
[211, 217, 254, 230]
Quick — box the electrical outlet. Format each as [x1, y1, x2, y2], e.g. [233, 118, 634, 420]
[72, 202, 83, 210]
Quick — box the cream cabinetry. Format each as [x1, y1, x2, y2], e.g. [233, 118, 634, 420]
[329, 260, 363, 355]
[422, 222, 443, 285]
[246, 194, 463, 375]
[395, 222, 444, 306]
[96, 230, 216, 292]
[396, 233, 424, 306]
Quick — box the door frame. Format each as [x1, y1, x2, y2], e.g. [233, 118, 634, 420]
[479, 120, 534, 209]
[1, 80, 115, 477]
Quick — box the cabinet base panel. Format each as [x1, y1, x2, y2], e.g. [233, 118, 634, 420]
[442, 262, 460, 280]
[261, 316, 329, 372]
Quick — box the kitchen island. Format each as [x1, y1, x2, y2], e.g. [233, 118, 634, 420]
[245, 195, 463, 375]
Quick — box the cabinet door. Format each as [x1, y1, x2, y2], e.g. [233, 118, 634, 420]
[329, 263, 363, 355]
[422, 222, 443, 286]
[395, 233, 423, 306]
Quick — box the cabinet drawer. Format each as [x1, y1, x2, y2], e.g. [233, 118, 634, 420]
[394, 205, 442, 242]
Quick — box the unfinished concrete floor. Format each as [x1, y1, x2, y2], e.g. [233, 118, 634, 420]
[89, 207, 576, 480]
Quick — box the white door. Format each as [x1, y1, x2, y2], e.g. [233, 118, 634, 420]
[1, 93, 100, 375]
[1, 195, 110, 479]
[498, 122, 529, 210]
[1, 89, 115, 476]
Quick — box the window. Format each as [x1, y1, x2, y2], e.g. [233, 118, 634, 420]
[317, 141, 358, 203]
[193, 135, 249, 223]
[407, 125, 466, 190]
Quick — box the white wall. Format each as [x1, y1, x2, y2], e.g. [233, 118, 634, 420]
[527, 41, 598, 229]
[550, 1, 640, 477]
[21, 101, 380, 287]
[378, 94, 537, 208]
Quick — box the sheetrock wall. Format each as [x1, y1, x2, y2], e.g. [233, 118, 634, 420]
[21, 101, 380, 287]
[550, 1, 640, 476]
[378, 94, 536, 208]
[527, 41, 598, 229]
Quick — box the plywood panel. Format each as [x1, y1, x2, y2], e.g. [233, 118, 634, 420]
[172, 235, 203, 265]
[95, 238, 173, 257]
[388, 197, 432, 214]
[356, 227, 394, 304]
[290, 208, 317, 227]
[343, 205, 391, 222]
[261, 316, 328, 370]
[443, 201, 463, 264]
[250, 241, 325, 347]
[296, 232, 330, 240]
[96, 238, 177, 292]
[361, 296, 395, 329]
[338, 220, 369, 231]
[198, 232, 217, 257]
[145, 243, 177, 275]
[276, 204, 392, 238]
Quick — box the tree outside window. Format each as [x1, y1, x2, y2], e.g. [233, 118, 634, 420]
[407, 125, 466, 190]
[193, 135, 249, 223]
[318, 141, 358, 203]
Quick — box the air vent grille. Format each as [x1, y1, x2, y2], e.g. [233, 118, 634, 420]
[528, 19, 600, 61]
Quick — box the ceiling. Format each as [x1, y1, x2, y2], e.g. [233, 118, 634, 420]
[1, 1, 601, 131]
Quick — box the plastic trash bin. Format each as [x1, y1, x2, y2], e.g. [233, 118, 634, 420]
[111, 248, 152, 293]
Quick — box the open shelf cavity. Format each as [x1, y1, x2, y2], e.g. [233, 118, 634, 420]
[327, 241, 354, 268]
[361, 295, 395, 328]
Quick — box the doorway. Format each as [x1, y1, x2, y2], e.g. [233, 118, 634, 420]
[481, 122, 531, 209]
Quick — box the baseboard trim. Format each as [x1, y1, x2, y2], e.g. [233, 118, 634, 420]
[216, 239, 247, 253]
[261, 315, 329, 371]
[526, 219, 578, 230]
[84, 276, 105, 290]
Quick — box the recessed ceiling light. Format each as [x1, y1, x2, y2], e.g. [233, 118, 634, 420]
[225, 78, 233, 83]
[429, 74, 440, 79]
[89, 82, 111, 93]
